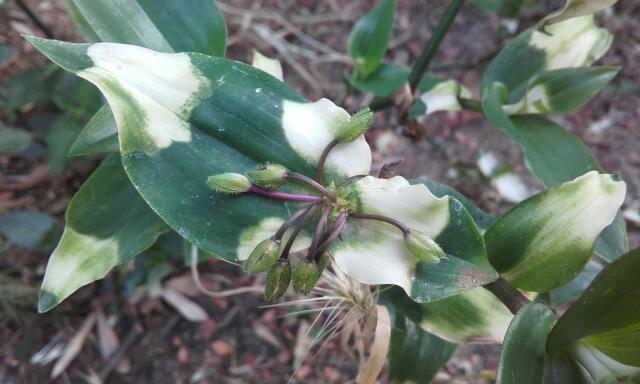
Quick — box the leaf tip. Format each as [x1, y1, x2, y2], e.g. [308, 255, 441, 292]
[37, 289, 59, 313]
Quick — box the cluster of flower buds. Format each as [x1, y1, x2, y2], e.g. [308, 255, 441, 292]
[206, 107, 446, 301]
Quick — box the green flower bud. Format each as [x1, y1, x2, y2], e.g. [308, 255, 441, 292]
[246, 164, 288, 189]
[244, 237, 281, 274]
[292, 260, 321, 295]
[264, 261, 291, 301]
[335, 107, 373, 143]
[404, 231, 445, 263]
[207, 173, 252, 194]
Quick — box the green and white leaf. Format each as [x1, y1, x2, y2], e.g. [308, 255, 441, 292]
[482, 82, 628, 262]
[68, 104, 119, 156]
[27, 38, 369, 263]
[251, 50, 283, 81]
[64, 0, 227, 56]
[583, 323, 640, 367]
[568, 342, 640, 382]
[496, 303, 556, 384]
[384, 286, 512, 343]
[39, 155, 169, 312]
[416, 78, 472, 116]
[548, 247, 640, 359]
[484, 171, 625, 292]
[482, 16, 612, 101]
[334, 176, 497, 303]
[502, 67, 618, 115]
[388, 311, 456, 384]
[348, 0, 396, 79]
[65, 0, 228, 157]
[540, 0, 619, 28]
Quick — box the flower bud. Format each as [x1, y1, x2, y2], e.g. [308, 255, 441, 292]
[246, 164, 288, 189]
[404, 231, 445, 263]
[264, 261, 291, 301]
[244, 237, 280, 274]
[207, 173, 252, 194]
[335, 107, 373, 143]
[292, 260, 321, 295]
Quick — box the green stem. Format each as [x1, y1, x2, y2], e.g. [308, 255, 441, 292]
[370, 0, 467, 112]
[483, 277, 530, 315]
[458, 97, 482, 112]
[407, 0, 466, 90]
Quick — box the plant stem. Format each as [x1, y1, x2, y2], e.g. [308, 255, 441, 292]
[279, 203, 321, 260]
[370, 0, 467, 112]
[286, 171, 336, 202]
[316, 139, 338, 184]
[407, 0, 466, 90]
[349, 212, 411, 235]
[249, 186, 322, 202]
[483, 277, 530, 315]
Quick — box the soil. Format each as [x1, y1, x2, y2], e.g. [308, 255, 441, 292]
[0, 0, 638, 383]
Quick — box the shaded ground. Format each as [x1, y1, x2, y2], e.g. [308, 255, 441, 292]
[1, 0, 638, 383]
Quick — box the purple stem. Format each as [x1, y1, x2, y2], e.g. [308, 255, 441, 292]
[249, 186, 323, 202]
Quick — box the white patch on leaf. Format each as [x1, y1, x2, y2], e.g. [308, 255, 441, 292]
[419, 79, 472, 115]
[354, 176, 450, 237]
[332, 176, 452, 296]
[332, 227, 413, 293]
[236, 217, 310, 261]
[77, 43, 209, 152]
[251, 50, 283, 81]
[281, 99, 372, 177]
[530, 16, 612, 71]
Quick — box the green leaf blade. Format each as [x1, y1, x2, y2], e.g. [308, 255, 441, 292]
[388, 311, 456, 383]
[68, 104, 119, 156]
[350, 63, 408, 97]
[496, 303, 556, 384]
[548, 247, 640, 354]
[348, 0, 396, 79]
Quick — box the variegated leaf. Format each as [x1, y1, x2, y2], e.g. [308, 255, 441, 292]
[39, 155, 168, 312]
[334, 176, 497, 303]
[28, 37, 369, 262]
[502, 67, 618, 115]
[485, 171, 625, 292]
[384, 286, 512, 343]
[482, 16, 612, 102]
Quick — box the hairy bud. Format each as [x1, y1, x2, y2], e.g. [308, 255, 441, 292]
[335, 107, 374, 143]
[404, 231, 445, 263]
[246, 164, 288, 189]
[265, 261, 292, 301]
[207, 173, 252, 194]
[244, 237, 280, 274]
[292, 260, 321, 294]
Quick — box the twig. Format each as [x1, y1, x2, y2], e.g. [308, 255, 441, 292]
[13, 0, 54, 39]
[218, 2, 350, 63]
[251, 24, 324, 98]
[98, 326, 141, 382]
[370, 0, 467, 111]
[189, 245, 263, 298]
